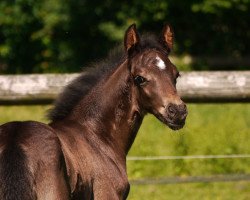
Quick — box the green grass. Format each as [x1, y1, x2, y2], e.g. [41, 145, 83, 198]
[128, 104, 250, 178]
[0, 103, 250, 199]
[0, 105, 50, 124]
[129, 182, 250, 200]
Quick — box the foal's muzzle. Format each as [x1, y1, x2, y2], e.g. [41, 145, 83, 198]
[165, 103, 188, 130]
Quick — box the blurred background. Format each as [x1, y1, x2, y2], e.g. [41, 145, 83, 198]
[0, 0, 250, 73]
[0, 0, 250, 199]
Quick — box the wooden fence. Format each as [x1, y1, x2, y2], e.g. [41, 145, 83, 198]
[0, 71, 250, 104]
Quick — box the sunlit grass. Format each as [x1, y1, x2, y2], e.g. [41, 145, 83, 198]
[129, 182, 250, 200]
[0, 105, 50, 124]
[128, 104, 250, 178]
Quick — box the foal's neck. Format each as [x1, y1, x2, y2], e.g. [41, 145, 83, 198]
[70, 61, 143, 156]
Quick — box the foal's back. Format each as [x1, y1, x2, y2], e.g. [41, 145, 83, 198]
[0, 121, 69, 200]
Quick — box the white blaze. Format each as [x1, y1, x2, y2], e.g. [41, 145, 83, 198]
[156, 56, 166, 70]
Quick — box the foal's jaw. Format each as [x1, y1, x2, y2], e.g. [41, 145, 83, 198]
[158, 113, 186, 131]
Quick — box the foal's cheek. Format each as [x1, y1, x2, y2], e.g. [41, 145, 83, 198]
[141, 86, 151, 97]
[140, 86, 160, 108]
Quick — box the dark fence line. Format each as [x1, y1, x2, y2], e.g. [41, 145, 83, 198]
[127, 154, 250, 161]
[127, 155, 250, 185]
[0, 71, 250, 104]
[130, 174, 250, 185]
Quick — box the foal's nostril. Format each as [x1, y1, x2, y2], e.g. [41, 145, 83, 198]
[166, 103, 188, 122]
[167, 104, 177, 117]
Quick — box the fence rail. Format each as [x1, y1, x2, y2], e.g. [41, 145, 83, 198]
[127, 154, 250, 161]
[127, 155, 250, 185]
[0, 71, 250, 104]
[130, 174, 250, 185]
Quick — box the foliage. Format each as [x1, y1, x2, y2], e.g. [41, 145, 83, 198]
[0, 0, 250, 73]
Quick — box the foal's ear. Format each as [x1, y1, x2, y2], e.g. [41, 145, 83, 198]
[160, 24, 174, 53]
[124, 24, 140, 52]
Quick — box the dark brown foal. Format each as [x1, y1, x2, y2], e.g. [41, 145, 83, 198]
[49, 24, 187, 199]
[0, 23, 187, 200]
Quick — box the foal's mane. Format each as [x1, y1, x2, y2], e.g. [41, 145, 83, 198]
[48, 34, 167, 121]
[48, 48, 125, 121]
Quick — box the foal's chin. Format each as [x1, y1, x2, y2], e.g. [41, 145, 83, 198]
[154, 113, 186, 131]
[165, 121, 185, 131]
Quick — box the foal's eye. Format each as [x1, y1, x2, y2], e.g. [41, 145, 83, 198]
[176, 72, 181, 79]
[174, 72, 181, 85]
[134, 75, 147, 86]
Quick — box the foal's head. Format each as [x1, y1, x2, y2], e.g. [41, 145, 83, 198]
[125, 24, 187, 130]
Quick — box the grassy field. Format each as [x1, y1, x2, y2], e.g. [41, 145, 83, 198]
[0, 104, 250, 199]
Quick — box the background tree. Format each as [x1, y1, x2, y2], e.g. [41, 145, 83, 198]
[0, 0, 249, 74]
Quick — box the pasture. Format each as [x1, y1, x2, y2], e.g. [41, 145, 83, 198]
[1, 103, 250, 199]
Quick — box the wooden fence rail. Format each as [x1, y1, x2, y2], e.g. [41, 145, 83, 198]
[0, 71, 250, 104]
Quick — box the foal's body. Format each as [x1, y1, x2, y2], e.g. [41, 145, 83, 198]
[0, 24, 187, 199]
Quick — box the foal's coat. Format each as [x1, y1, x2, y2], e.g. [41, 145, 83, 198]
[0, 24, 187, 199]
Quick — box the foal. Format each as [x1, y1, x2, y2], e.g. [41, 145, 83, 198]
[49, 23, 187, 199]
[0, 24, 187, 199]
